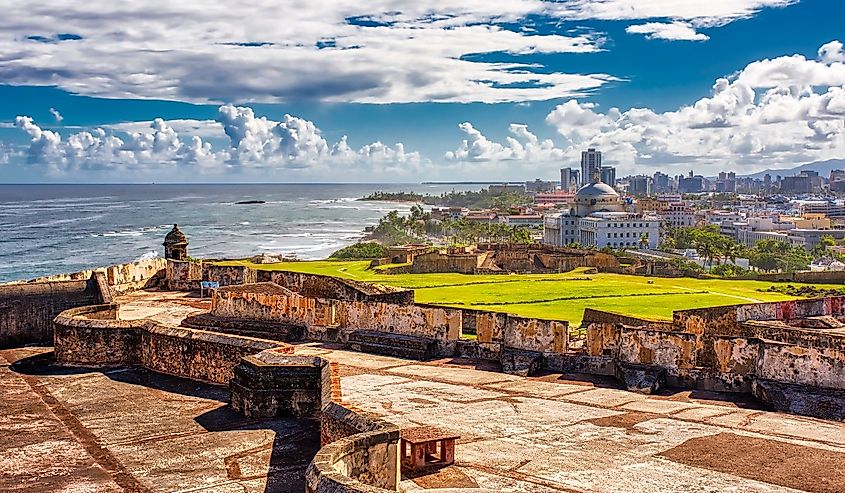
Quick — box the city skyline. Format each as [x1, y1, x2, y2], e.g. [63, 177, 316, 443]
[1, 0, 844, 183]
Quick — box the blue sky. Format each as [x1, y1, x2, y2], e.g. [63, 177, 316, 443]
[1, 0, 844, 182]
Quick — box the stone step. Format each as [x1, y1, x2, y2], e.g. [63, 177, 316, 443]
[348, 330, 435, 352]
[347, 340, 432, 361]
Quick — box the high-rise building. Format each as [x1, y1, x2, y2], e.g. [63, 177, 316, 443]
[600, 166, 616, 187]
[560, 167, 575, 192]
[780, 170, 822, 194]
[653, 172, 670, 193]
[678, 174, 707, 193]
[830, 170, 845, 193]
[715, 170, 737, 193]
[580, 148, 601, 186]
[628, 175, 652, 196]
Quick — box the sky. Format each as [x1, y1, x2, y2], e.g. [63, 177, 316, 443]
[1, 0, 844, 183]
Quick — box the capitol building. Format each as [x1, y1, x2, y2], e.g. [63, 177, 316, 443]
[544, 171, 660, 249]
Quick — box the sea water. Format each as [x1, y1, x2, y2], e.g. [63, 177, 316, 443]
[0, 183, 478, 283]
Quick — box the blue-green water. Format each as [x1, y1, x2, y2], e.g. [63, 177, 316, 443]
[0, 183, 477, 283]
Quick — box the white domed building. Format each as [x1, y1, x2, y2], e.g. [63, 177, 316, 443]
[544, 172, 660, 249]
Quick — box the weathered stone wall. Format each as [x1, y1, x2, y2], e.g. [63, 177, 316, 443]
[618, 328, 698, 369]
[12, 258, 166, 294]
[410, 243, 620, 274]
[53, 304, 142, 366]
[735, 297, 845, 322]
[166, 260, 204, 290]
[261, 271, 414, 304]
[582, 308, 673, 330]
[53, 304, 283, 384]
[0, 279, 104, 348]
[411, 251, 479, 274]
[586, 323, 622, 357]
[756, 341, 845, 390]
[203, 264, 258, 287]
[750, 270, 845, 284]
[211, 283, 320, 324]
[502, 316, 568, 354]
[338, 302, 461, 341]
[140, 325, 278, 384]
[462, 309, 506, 341]
[309, 402, 400, 493]
[231, 352, 327, 418]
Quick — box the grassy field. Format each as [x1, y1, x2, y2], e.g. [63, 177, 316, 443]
[215, 259, 840, 325]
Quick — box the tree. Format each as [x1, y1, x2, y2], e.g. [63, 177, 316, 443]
[811, 235, 836, 259]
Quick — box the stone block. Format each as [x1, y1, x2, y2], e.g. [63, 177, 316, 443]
[231, 353, 327, 418]
[752, 378, 845, 421]
[500, 347, 543, 376]
[616, 363, 666, 395]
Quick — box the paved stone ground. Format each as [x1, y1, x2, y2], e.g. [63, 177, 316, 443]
[3, 290, 845, 493]
[0, 347, 319, 493]
[293, 343, 845, 493]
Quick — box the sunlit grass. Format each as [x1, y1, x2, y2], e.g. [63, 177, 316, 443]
[213, 259, 839, 325]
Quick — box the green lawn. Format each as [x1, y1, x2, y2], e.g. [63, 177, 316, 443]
[214, 259, 841, 325]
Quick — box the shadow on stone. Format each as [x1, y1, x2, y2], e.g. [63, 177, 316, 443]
[195, 406, 320, 493]
[10, 352, 321, 493]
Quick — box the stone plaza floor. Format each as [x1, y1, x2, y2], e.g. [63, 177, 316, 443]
[3, 290, 845, 492]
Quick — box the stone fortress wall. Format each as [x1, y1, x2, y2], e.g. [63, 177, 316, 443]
[52, 300, 402, 493]
[167, 259, 845, 421]
[6, 250, 845, 492]
[407, 242, 621, 274]
[584, 298, 845, 419]
[0, 258, 166, 348]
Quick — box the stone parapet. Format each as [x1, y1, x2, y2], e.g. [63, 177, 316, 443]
[53, 304, 285, 384]
[231, 353, 327, 418]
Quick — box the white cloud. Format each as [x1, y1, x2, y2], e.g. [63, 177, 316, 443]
[819, 41, 845, 64]
[104, 119, 225, 139]
[541, 42, 845, 174]
[48, 107, 63, 124]
[12, 105, 424, 177]
[554, 0, 796, 26]
[0, 0, 793, 104]
[445, 41, 845, 177]
[0, 144, 13, 165]
[445, 121, 564, 162]
[625, 22, 709, 41]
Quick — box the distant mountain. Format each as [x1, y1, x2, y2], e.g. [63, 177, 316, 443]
[741, 159, 845, 180]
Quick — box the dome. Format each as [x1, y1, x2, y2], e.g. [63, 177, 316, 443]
[573, 179, 624, 216]
[575, 182, 618, 200]
[164, 224, 187, 245]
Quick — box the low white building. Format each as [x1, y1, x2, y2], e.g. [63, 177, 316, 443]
[544, 173, 660, 249]
[579, 212, 661, 249]
[661, 203, 697, 228]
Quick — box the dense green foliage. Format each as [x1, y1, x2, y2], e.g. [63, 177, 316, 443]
[747, 239, 812, 273]
[362, 188, 532, 210]
[662, 225, 817, 274]
[368, 205, 534, 246]
[360, 191, 424, 202]
[329, 242, 387, 259]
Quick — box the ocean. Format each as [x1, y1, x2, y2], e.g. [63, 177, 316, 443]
[0, 183, 480, 283]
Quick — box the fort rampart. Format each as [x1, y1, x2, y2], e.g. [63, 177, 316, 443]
[0, 258, 166, 348]
[52, 301, 403, 492]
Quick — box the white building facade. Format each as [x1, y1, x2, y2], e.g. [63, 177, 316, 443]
[544, 174, 660, 249]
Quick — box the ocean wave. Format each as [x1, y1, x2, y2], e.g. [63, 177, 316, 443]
[135, 250, 160, 261]
[308, 197, 358, 204]
[24, 214, 107, 229]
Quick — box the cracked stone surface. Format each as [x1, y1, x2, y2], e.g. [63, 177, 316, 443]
[4, 290, 845, 493]
[0, 347, 319, 493]
[298, 341, 845, 493]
